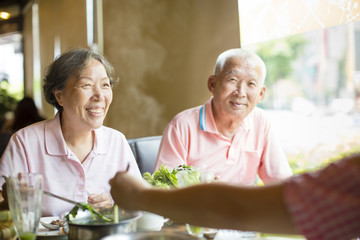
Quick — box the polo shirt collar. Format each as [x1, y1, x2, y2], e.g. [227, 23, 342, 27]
[199, 97, 252, 134]
[45, 112, 108, 156]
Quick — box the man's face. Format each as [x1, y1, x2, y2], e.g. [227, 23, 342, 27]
[208, 56, 266, 122]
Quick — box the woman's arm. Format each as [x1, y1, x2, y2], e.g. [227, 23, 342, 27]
[109, 173, 299, 234]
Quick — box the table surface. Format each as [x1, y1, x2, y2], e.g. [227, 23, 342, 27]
[34, 221, 306, 240]
[161, 222, 306, 240]
[0, 219, 306, 240]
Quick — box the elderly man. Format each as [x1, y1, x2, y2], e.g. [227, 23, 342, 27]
[154, 48, 292, 185]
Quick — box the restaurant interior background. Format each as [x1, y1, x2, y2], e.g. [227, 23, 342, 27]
[1, 0, 360, 173]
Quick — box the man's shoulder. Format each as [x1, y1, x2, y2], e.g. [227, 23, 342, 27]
[170, 105, 202, 124]
[250, 107, 270, 121]
[252, 106, 266, 114]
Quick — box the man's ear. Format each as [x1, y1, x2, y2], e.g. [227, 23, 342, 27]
[257, 85, 266, 104]
[53, 90, 64, 107]
[207, 75, 216, 93]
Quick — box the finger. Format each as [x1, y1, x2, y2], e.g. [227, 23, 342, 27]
[90, 201, 113, 208]
[88, 193, 111, 204]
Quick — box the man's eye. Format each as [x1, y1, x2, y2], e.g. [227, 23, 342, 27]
[82, 83, 92, 88]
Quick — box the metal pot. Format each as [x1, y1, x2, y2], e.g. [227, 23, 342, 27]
[67, 208, 142, 240]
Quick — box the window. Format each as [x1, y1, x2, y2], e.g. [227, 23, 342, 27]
[238, 0, 360, 172]
[244, 23, 360, 173]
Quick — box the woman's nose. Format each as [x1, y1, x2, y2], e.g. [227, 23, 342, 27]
[92, 85, 105, 101]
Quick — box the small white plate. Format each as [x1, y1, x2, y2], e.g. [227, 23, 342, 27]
[37, 217, 66, 236]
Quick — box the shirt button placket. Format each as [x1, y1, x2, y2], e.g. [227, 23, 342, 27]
[226, 144, 236, 164]
[76, 173, 86, 200]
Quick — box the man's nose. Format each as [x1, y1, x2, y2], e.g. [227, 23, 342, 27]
[235, 82, 246, 97]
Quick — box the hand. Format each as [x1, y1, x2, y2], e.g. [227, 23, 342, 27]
[109, 172, 149, 210]
[87, 193, 113, 208]
[0, 184, 9, 210]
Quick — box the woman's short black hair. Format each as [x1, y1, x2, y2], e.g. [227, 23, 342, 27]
[43, 47, 117, 112]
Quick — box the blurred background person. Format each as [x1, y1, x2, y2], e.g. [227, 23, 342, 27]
[1, 96, 45, 134]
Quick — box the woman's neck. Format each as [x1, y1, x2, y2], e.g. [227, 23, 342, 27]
[60, 112, 94, 163]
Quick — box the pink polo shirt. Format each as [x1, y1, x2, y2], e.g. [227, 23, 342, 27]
[155, 98, 292, 185]
[0, 113, 141, 216]
[284, 156, 360, 240]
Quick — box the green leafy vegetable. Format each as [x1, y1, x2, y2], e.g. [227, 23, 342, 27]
[143, 164, 201, 188]
[65, 202, 112, 223]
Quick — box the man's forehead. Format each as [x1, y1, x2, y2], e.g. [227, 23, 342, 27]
[223, 58, 261, 77]
[224, 67, 260, 77]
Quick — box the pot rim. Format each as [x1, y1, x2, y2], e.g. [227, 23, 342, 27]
[67, 210, 143, 227]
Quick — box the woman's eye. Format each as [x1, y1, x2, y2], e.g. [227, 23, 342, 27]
[103, 82, 111, 88]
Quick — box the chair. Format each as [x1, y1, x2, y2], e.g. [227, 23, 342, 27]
[127, 135, 162, 175]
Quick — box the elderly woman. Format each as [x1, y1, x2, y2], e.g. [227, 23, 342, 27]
[0, 48, 141, 216]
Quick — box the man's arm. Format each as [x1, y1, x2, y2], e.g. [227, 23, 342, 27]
[109, 172, 298, 234]
[258, 115, 293, 183]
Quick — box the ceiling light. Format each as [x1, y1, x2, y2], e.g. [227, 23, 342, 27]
[0, 12, 11, 20]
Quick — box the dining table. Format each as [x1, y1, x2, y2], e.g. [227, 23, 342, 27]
[33, 218, 306, 240]
[1, 209, 306, 240]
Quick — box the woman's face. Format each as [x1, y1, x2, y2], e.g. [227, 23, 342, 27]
[54, 58, 113, 132]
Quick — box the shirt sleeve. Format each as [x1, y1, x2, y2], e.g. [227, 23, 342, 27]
[258, 115, 293, 183]
[154, 123, 187, 171]
[284, 157, 360, 240]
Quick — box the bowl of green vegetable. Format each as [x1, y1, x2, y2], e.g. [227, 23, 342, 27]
[65, 205, 142, 240]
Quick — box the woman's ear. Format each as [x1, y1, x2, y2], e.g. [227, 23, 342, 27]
[53, 90, 64, 107]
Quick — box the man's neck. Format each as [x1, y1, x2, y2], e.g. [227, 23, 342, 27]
[211, 102, 243, 139]
[213, 115, 243, 139]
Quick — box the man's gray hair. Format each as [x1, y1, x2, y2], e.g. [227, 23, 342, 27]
[213, 48, 266, 84]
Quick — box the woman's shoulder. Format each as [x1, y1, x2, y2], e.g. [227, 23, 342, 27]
[13, 119, 48, 135]
[98, 125, 127, 140]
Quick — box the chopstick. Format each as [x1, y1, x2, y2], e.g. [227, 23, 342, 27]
[43, 191, 78, 205]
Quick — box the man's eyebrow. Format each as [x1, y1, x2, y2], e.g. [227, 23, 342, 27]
[225, 70, 237, 75]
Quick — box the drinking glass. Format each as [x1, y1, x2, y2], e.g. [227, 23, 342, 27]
[176, 170, 214, 238]
[6, 173, 43, 240]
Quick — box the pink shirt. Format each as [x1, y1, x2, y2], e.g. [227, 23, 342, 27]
[284, 156, 360, 240]
[0, 113, 141, 216]
[155, 98, 292, 185]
